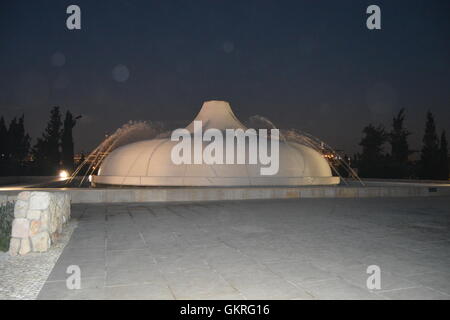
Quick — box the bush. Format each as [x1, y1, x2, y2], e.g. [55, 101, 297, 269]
[0, 201, 14, 252]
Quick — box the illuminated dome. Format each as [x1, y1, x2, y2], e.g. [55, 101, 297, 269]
[92, 101, 339, 186]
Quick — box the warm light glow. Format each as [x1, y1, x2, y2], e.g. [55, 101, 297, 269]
[323, 153, 335, 159]
[59, 170, 69, 179]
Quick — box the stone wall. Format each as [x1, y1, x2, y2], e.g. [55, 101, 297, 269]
[9, 191, 70, 256]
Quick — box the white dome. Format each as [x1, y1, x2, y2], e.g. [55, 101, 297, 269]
[92, 101, 339, 186]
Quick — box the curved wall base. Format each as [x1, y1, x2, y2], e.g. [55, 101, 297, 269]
[91, 175, 340, 187]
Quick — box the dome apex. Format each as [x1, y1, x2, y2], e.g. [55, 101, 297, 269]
[187, 100, 246, 132]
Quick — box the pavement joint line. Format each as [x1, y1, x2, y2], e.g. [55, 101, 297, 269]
[296, 277, 340, 287]
[164, 205, 252, 300]
[44, 276, 105, 284]
[127, 207, 177, 300]
[374, 292, 390, 300]
[202, 258, 247, 300]
[102, 221, 108, 289]
[104, 248, 150, 253]
[376, 286, 422, 293]
[284, 278, 315, 300]
[423, 286, 450, 297]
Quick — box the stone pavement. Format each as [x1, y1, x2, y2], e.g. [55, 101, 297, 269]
[37, 197, 450, 299]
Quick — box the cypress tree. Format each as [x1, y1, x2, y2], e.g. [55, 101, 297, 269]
[389, 108, 410, 178]
[358, 124, 387, 178]
[61, 111, 77, 172]
[33, 107, 62, 174]
[419, 111, 440, 179]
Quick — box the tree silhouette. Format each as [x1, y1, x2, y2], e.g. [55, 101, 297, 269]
[32, 107, 62, 175]
[61, 111, 80, 172]
[439, 130, 449, 180]
[9, 115, 31, 163]
[388, 108, 410, 178]
[419, 111, 440, 179]
[0, 117, 7, 161]
[358, 124, 387, 178]
[0, 115, 30, 175]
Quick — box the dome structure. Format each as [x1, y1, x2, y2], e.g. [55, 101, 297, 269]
[92, 101, 339, 186]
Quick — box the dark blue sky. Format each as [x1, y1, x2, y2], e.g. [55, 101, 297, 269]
[1, 0, 449, 154]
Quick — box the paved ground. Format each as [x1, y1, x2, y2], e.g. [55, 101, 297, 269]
[0, 222, 76, 300]
[37, 197, 450, 300]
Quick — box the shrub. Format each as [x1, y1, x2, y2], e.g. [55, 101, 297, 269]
[0, 201, 14, 252]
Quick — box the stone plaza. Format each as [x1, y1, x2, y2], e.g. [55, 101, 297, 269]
[36, 196, 450, 300]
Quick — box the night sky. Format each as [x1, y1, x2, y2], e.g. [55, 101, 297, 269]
[1, 0, 449, 155]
